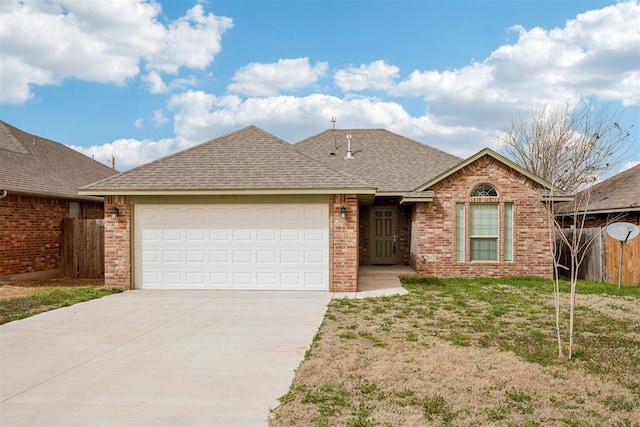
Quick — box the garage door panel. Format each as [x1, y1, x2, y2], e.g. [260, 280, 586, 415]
[135, 204, 328, 290]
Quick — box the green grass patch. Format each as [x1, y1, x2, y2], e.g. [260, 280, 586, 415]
[271, 276, 640, 426]
[0, 286, 123, 325]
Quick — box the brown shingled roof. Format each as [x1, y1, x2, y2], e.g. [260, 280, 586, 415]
[294, 129, 462, 193]
[80, 126, 374, 194]
[573, 164, 640, 213]
[0, 120, 118, 200]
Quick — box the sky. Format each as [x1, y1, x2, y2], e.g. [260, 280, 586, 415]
[1, 0, 639, 173]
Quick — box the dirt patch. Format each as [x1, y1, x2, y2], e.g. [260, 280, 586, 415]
[0, 277, 104, 300]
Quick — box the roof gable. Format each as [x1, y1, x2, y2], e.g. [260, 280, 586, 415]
[80, 126, 374, 195]
[414, 147, 561, 193]
[0, 120, 118, 199]
[295, 129, 461, 193]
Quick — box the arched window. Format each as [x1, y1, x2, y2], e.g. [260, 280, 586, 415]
[471, 184, 497, 197]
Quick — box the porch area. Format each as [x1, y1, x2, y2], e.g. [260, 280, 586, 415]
[334, 265, 416, 299]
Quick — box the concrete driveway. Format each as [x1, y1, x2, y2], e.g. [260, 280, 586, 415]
[0, 290, 332, 426]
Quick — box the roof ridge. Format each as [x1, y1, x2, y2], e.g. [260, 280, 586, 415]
[82, 125, 268, 188]
[292, 143, 371, 188]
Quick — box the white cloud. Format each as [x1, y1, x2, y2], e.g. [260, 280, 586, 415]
[167, 90, 489, 157]
[134, 118, 143, 128]
[227, 57, 328, 96]
[145, 4, 232, 74]
[143, 71, 198, 94]
[0, 1, 231, 103]
[389, 0, 640, 128]
[334, 60, 399, 92]
[153, 110, 168, 125]
[69, 137, 191, 171]
[143, 71, 168, 94]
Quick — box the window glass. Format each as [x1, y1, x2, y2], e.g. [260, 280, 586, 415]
[471, 184, 498, 197]
[470, 204, 498, 261]
[471, 238, 497, 261]
[455, 203, 465, 261]
[470, 204, 498, 236]
[504, 203, 513, 261]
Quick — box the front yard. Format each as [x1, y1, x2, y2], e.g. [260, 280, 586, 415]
[270, 277, 640, 426]
[0, 279, 123, 325]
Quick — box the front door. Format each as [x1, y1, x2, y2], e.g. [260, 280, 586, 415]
[370, 207, 398, 264]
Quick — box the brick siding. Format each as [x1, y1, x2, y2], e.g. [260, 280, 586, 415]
[330, 194, 359, 291]
[358, 207, 369, 265]
[104, 195, 131, 289]
[410, 156, 553, 279]
[0, 193, 103, 278]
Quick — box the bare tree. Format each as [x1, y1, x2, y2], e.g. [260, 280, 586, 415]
[497, 100, 633, 192]
[499, 100, 632, 359]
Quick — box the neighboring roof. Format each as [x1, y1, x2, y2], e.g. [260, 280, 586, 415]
[0, 120, 118, 201]
[80, 126, 375, 196]
[413, 147, 564, 198]
[294, 129, 461, 193]
[560, 164, 640, 214]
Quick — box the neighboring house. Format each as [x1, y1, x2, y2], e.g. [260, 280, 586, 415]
[79, 126, 560, 292]
[559, 163, 640, 227]
[556, 164, 640, 285]
[0, 120, 118, 280]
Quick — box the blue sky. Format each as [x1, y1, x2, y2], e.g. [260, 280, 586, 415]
[1, 0, 638, 172]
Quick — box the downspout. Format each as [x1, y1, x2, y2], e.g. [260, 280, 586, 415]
[0, 190, 7, 199]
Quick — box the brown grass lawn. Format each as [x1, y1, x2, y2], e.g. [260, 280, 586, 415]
[270, 277, 640, 426]
[0, 277, 104, 300]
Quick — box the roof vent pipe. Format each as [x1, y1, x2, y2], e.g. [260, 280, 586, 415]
[345, 133, 353, 159]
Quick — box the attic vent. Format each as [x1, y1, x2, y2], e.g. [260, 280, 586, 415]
[330, 117, 337, 156]
[345, 133, 353, 159]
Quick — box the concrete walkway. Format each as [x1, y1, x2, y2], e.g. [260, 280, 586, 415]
[334, 265, 415, 299]
[0, 290, 332, 427]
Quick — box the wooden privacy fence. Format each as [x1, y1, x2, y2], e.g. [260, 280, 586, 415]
[61, 219, 105, 279]
[606, 233, 639, 286]
[557, 227, 639, 286]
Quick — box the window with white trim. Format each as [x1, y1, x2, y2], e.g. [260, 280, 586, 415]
[455, 185, 514, 262]
[470, 204, 498, 260]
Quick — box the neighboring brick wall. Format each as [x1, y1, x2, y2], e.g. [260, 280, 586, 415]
[0, 194, 68, 277]
[330, 194, 359, 292]
[82, 202, 104, 219]
[104, 195, 131, 289]
[0, 195, 103, 278]
[410, 156, 553, 279]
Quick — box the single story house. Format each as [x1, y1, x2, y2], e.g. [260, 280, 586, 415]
[79, 126, 559, 292]
[0, 120, 118, 280]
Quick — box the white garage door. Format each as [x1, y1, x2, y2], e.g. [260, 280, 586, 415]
[134, 204, 329, 290]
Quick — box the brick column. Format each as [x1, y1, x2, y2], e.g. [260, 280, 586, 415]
[104, 195, 131, 289]
[330, 194, 359, 292]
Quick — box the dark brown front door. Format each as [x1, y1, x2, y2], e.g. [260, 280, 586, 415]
[370, 207, 398, 264]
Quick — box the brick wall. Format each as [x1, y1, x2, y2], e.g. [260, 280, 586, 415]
[0, 194, 104, 278]
[104, 195, 131, 289]
[398, 204, 412, 265]
[330, 194, 359, 292]
[358, 207, 369, 265]
[410, 156, 553, 279]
